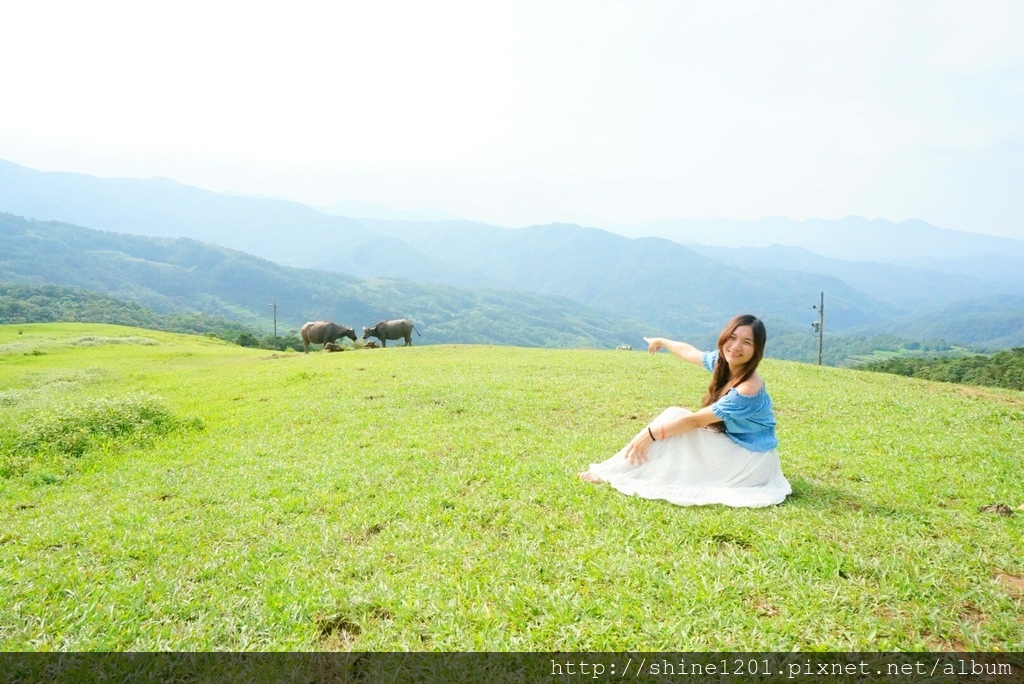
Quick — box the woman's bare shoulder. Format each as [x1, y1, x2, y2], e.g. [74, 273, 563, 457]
[735, 372, 764, 397]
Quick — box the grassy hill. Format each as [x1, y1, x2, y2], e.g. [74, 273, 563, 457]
[1, 323, 1021, 651]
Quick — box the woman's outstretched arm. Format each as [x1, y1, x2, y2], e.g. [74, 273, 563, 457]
[644, 336, 705, 366]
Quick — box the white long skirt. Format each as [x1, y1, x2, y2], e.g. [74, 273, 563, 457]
[588, 407, 792, 508]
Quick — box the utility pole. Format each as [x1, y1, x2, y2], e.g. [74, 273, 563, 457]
[811, 291, 824, 365]
[269, 300, 277, 350]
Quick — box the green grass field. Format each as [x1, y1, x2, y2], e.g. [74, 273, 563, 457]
[1, 323, 1021, 651]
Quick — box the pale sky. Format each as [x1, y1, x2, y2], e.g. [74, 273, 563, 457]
[2, 0, 1023, 238]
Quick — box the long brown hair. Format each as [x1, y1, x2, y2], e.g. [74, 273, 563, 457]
[702, 314, 767, 411]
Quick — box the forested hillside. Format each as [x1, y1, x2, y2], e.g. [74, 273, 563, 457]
[356, 219, 896, 332]
[0, 213, 961, 365]
[0, 283, 260, 344]
[869, 295, 1024, 348]
[856, 347, 1024, 391]
[766, 332, 956, 368]
[0, 160, 928, 335]
[0, 213, 649, 349]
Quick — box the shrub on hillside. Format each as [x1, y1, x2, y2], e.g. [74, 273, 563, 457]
[0, 393, 203, 479]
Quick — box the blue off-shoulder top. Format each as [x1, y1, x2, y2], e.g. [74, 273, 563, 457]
[700, 350, 779, 452]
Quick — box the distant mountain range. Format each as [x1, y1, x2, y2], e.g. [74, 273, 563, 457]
[2, 156, 1024, 351]
[685, 244, 1024, 310]
[0, 213, 648, 349]
[615, 216, 1024, 263]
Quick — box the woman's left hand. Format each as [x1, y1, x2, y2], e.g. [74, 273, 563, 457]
[624, 427, 655, 466]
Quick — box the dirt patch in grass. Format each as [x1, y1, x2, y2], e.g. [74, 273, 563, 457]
[926, 635, 969, 652]
[316, 614, 362, 650]
[996, 573, 1024, 600]
[711, 533, 753, 551]
[960, 601, 988, 625]
[69, 336, 159, 347]
[745, 596, 779, 618]
[341, 523, 386, 544]
[316, 606, 394, 650]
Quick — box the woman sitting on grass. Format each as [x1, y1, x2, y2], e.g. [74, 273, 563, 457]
[579, 314, 792, 507]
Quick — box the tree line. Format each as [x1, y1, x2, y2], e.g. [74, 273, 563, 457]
[855, 348, 1024, 392]
[766, 331, 952, 367]
[0, 284, 304, 351]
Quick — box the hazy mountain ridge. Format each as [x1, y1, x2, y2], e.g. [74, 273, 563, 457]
[869, 294, 1024, 348]
[1, 159, 894, 334]
[0, 213, 649, 348]
[353, 219, 895, 332]
[687, 244, 1024, 309]
[3, 157, 1024, 349]
[892, 253, 1024, 288]
[617, 215, 1024, 263]
[0, 158, 466, 284]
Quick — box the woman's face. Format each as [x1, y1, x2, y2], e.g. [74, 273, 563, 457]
[723, 324, 756, 368]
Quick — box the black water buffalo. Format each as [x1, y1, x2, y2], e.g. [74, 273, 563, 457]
[362, 319, 420, 347]
[300, 320, 357, 353]
[322, 342, 344, 352]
